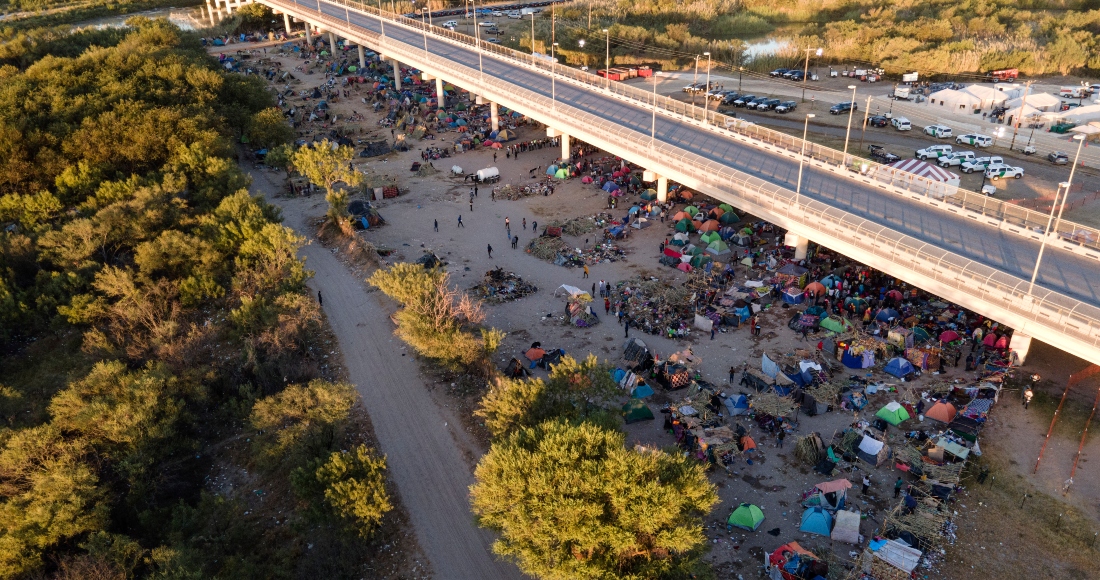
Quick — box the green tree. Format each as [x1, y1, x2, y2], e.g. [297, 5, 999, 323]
[291, 445, 393, 538]
[291, 140, 362, 221]
[248, 380, 357, 469]
[248, 107, 293, 149]
[470, 420, 717, 580]
[476, 354, 619, 438]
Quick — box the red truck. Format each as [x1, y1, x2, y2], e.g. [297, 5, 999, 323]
[989, 68, 1019, 83]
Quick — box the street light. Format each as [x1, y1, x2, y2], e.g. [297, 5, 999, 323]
[842, 84, 856, 164]
[992, 126, 1006, 148]
[703, 52, 711, 124]
[603, 28, 609, 89]
[802, 47, 822, 102]
[692, 55, 700, 114]
[738, 66, 743, 92]
[1029, 134, 1086, 295]
[377, 0, 385, 38]
[552, 42, 559, 111]
[530, 12, 536, 55]
[651, 70, 658, 148]
[471, 0, 483, 81]
[795, 113, 816, 206]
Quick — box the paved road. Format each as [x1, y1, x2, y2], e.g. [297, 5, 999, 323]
[250, 172, 521, 580]
[293, 0, 1100, 309]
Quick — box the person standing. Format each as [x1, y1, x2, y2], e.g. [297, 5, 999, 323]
[512, 235, 518, 249]
[711, 326, 716, 340]
[434, 219, 438, 232]
[894, 477, 904, 498]
[624, 319, 630, 338]
[317, 290, 323, 306]
[504, 216, 510, 229]
[531, 220, 537, 233]
[522, 218, 527, 230]
[487, 244, 493, 258]
[474, 184, 478, 197]
[776, 430, 786, 449]
[583, 265, 590, 279]
[470, 199, 473, 212]
[729, 366, 736, 384]
[493, 152, 497, 163]
[861, 475, 871, 495]
[1024, 387, 1033, 409]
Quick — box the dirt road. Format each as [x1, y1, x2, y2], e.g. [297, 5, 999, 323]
[249, 170, 522, 580]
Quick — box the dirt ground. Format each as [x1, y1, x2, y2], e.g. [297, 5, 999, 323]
[239, 39, 1100, 578]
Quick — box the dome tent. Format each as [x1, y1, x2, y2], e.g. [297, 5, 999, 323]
[727, 503, 765, 531]
[799, 507, 833, 536]
[875, 401, 911, 426]
[884, 357, 916, 379]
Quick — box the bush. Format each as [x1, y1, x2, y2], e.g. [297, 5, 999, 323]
[291, 445, 393, 538]
[248, 380, 357, 470]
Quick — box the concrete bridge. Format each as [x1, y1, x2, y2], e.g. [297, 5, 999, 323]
[251, 0, 1100, 367]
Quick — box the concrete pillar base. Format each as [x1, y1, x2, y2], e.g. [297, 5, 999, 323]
[358, 45, 366, 68]
[490, 102, 499, 131]
[284, 12, 292, 35]
[437, 78, 446, 110]
[475, 95, 486, 105]
[560, 133, 570, 161]
[1010, 332, 1033, 365]
[546, 127, 561, 138]
[656, 176, 668, 202]
[329, 32, 337, 54]
[784, 233, 809, 260]
[304, 24, 312, 43]
[392, 59, 402, 89]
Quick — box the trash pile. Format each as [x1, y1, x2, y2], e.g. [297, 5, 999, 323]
[553, 242, 628, 268]
[547, 213, 611, 236]
[527, 236, 571, 261]
[611, 277, 693, 335]
[474, 268, 538, 303]
[493, 182, 554, 200]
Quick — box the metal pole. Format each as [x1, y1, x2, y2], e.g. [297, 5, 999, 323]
[651, 71, 657, 148]
[1053, 134, 1086, 237]
[1028, 181, 1065, 294]
[801, 48, 819, 102]
[604, 28, 609, 89]
[1009, 80, 1033, 150]
[796, 114, 815, 206]
[530, 13, 535, 54]
[692, 55, 699, 116]
[843, 84, 856, 164]
[856, 95, 872, 152]
[377, 0, 385, 37]
[1065, 387, 1100, 495]
[471, 0, 483, 81]
[704, 52, 711, 125]
[738, 67, 742, 92]
[552, 42, 558, 111]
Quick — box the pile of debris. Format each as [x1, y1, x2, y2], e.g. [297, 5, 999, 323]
[547, 213, 611, 236]
[553, 242, 627, 268]
[527, 236, 571, 261]
[493, 182, 555, 201]
[473, 268, 538, 303]
[611, 277, 693, 334]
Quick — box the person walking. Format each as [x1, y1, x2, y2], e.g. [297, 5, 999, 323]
[493, 152, 497, 163]
[624, 319, 630, 338]
[512, 235, 518, 249]
[434, 219, 438, 232]
[861, 475, 871, 495]
[487, 244, 493, 258]
[729, 366, 736, 384]
[776, 430, 786, 449]
[894, 477, 904, 498]
[457, 215, 464, 227]
[583, 265, 590, 279]
[317, 290, 323, 306]
[504, 216, 510, 229]
[604, 297, 610, 314]
[711, 326, 716, 340]
[1024, 387, 1033, 409]
[522, 218, 527, 230]
[470, 199, 473, 212]
[754, 318, 761, 337]
[591, 282, 596, 296]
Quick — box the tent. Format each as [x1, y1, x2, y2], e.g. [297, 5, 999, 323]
[728, 503, 766, 531]
[683, 205, 699, 215]
[602, 181, 620, 192]
[672, 211, 692, 221]
[724, 394, 750, 416]
[962, 84, 1008, 108]
[699, 231, 721, 244]
[622, 399, 654, 423]
[718, 203, 734, 213]
[802, 478, 850, 511]
[830, 509, 861, 544]
[928, 88, 982, 111]
[555, 284, 590, 299]
[706, 240, 731, 255]
[675, 218, 695, 233]
[1006, 92, 1062, 112]
[804, 281, 826, 296]
[631, 383, 654, 399]
[925, 401, 957, 423]
[884, 357, 916, 379]
[719, 211, 740, 224]
[876, 401, 911, 425]
[640, 189, 657, 200]
[782, 287, 805, 305]
[819, 316, 852, 334]
[699, 219, 721, 232]
[767, 542, 825, 580]
[555, 168, 569, 179]
[857, 434, 891, 466]
[799, 507, 833, 536]
[939, 330, 960, 343]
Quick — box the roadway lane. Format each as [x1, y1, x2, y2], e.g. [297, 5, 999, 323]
[303, 0, 1100, 307]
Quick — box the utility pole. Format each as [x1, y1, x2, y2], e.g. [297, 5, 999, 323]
[856, 95, 873, 154]
[1009, 80, 1034, 151]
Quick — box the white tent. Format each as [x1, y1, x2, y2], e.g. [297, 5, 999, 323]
[877, 159, 960, 198]
[555, 284, 590, 298]
[928, 88, 982, 112]
[1058, 104, 1100, 125]
[1003, 103, 1044, 127]
[1007, 92, 1062, 112]
[963, 85, 1008, 108]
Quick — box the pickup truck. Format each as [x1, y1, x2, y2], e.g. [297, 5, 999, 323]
[937, 151, 975, 167]
[915, 144, 952, 160]
[869, 145, 899, 163]
[732, 94, 756, 107]
[960, 156, 1004, 173]
[756, 98, 782, 111]
[746, 96, 770, 109]
[774, 101, 798, 113]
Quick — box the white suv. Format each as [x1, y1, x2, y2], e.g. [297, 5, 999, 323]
[985, 165, 1025, 180]
[916, 144, 952, 160]
[960, 156, 1004, 173]
[956, 134, 993, 147]
[938, 151, 975, 167]
[924, 124, 953, 138]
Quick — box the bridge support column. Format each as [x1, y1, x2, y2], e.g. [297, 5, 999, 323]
[490, 102, 499, 131]
[560, 133, 570, 160]
[284, 12, 292, 35]
[643, 169, 669, 202]
[358, 45, 366, 68]
[1010, 332, 1033, 365]
[304, 24, 312, 43]
[784, 233, 810, 260]
[328, 32, 337, 54]
[437, 78, 446, 110]
[392, 59, 401, 89]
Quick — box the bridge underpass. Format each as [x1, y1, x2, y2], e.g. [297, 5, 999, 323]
[261, 0, 1100, 367]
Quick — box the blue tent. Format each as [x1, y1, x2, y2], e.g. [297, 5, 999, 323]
[734, 305, 752, 322]
[632, 383, 654, 398]
[628, 206, 641, 214]
[782, 287, 805, 305]
[602, 181, 620, 192]
[546, 165, 558, 176]
[875, 308, 900, 322]
[885, 357, 916, 379]
[724, 394, 750, 416]
[799, 507, 833, 536]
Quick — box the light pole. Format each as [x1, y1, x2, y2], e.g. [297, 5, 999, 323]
[471, 0, 483, 81]
[802, 47, 822, 102]
[530, 12, 535, 54]
[795, 113, 816, 206]
[856, 95, 872, 153]
[692, 54, 700, 114]
[738, 66, 743, 92]
[603, 28, 609, 89]
[843, 84, 856, 164]
[1029, 134, 1085, 295]
[378, 0, 385, 37]
[992, 126, 1006, 148]
[703, 52, 712, 124]
[552, 42, 559, 111]
[651, 70, 658, 148]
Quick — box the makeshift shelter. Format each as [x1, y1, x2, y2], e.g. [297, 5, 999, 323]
[884, 357, 916, 379]
[801, 478, 851, 511]
[622, 399, 654, 424]
[857, 434, 891, 466]
[927, 88, 982, 111]
[925, 401, 957, 423]
[799, 507, 833, 536]
[727, 503, 766, 531]
[831, 509, 862, 544]
[782, 287, 806, 305]
[555, 284, 590, 299]
[876, 401, 911, 425]
[866, 539, 922, 577]
[767, 542, 826, 580]
[723, 394, 750, 416]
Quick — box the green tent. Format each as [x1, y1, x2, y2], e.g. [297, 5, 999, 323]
[875, 402, 911, 426]
[819, 316, 852, 333]
[555, 168, 569, 179]
[719, 212, 740, 225]
[740, 227, 754, 235]
[700, 231, 721, 244]
[912, 327, 932, 343]
[683, 205, 699, 216]
[622, 399, 654, 424]
[348, 65, 357, 72]
[630, 175, 641, 185]
[718, 203, 734, 213]
[675, 218, 695, 233]
[727, 503, 765, 531]
[706, 240, 731, 255]
[454, 102, 467, 110]
[686, 246, 704, 256]
[640, 189, 657, 201]
[690, 254, 712, 268]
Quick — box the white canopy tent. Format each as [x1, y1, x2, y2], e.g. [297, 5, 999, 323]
[963, 85, 1008, 108]
[1006, 92, 1062, 112]
[875, 159, 960, 198]
[928, 88, 982, 112]
[1058, 104, 1100, 125]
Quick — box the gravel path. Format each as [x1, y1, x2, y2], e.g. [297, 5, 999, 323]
[250, 170, 522, 580]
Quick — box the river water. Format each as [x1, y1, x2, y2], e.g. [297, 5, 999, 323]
[74, 5, 206, 30]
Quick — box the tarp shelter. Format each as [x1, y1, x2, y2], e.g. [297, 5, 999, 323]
[799, 507, 833, 536]
[782, 287, 806, 305]
[622, 399, 654, 423]
[884, 357, 916, 379]
[963, 85, 1008, 108]
[802, 478, 851, 511]
[858, 434, 891, 466]
[767, 542, 825, 580]
[830, 509, 861, 544]
[876, 401, 911, 425]
[724, 394, 750, 416]
[869, 539, 922, 575]
[555, 285, 590, 299]
[928, 88, 982, 111]
[728, 503, 766, 531]
[925, 401, 957, 423]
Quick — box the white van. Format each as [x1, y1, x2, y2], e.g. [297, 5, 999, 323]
[891, 117, 912, 131]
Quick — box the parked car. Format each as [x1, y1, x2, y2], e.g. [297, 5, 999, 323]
[507, 11, 522, 18]
[487, 38, 500, 43]
[747, 96, 770, 109]
[491, 10, 503, 16]
[938, 151, 975, 167]
[757, 98, 782, 111]
[478, 21, 496, 27]
[774, 101, 798, 113]
[769, 68, 789, 77]
[891, 117, 912, 131]
[732, 94, 756, 107]
[924, 124, 953, 138]
[1048, 151, 1069, 165]
[956, 133, 993, 147]
[442, 20, 458, 27]
[985, 165, 1025, 180]
[722, 92, 741, 105]
[781, 70, 796, 79]
[915, 144, 953, 160]
[789, 71, 805, 81]
[868, 115, 889, 127]
[960, 156, 1004, 173]
[829, 101, 856, 115]
[682, 82, 706, 93]
[869, 144, 899, 163]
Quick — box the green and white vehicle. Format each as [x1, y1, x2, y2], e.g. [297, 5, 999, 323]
[960, 156, 1004, 173]
[915, 144, 952, 160]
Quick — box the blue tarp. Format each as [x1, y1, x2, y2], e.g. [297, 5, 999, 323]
[875, 308, 900, 322]
[724, 394, 749, 415]
[841, 350, 864, 369]
[632, 384, 654, 398]
[782, 288, 806, 305]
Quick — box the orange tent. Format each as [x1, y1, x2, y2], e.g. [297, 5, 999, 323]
[805, 281, 826, 296]
[699, 220, 721, 232]
[525, 347, 546, 361]
[741, 435, 757, 451]
[672, 211, 692, 221]
[925, 401, 957, 423]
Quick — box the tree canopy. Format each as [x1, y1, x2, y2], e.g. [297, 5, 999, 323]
[470, 420, 718, 580]
[291, 139, 363, 221]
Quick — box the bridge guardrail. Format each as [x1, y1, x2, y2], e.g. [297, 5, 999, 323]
[286, 0, 1100, 354]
